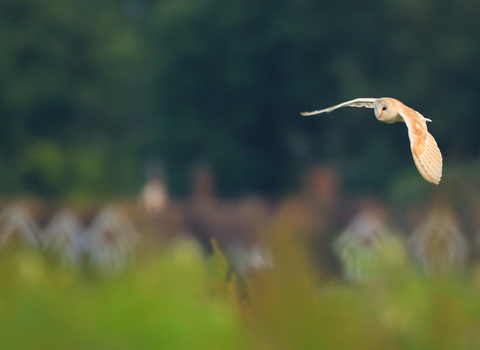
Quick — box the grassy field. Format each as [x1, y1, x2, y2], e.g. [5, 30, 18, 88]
[0, 223, 479, 350]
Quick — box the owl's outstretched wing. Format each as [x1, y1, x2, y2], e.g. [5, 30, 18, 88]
[400, 108, 442, 185]
[300, 98, 378, 116]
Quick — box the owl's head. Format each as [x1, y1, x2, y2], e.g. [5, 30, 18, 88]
[374, 99, 397, 122]
[373, 98, 397, 122]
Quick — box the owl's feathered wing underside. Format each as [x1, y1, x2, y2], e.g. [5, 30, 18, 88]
[300, 98, 378, 116]
[400, 110, 442, 185]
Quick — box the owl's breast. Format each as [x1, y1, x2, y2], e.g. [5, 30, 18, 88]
[383, 113, 404, 124]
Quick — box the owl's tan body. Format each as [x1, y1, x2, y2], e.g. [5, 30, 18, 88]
[301, 97, 443, 185]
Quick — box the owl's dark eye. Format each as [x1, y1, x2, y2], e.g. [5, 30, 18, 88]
[382, 106, 387, 111]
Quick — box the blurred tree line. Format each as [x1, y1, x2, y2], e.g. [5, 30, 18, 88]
[1, 0, 480, 200]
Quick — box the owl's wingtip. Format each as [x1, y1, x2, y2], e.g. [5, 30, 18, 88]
[427, 172, 442, 185]
[300, 109, 329, 116]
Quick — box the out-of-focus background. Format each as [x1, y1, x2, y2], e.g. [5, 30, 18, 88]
[2, 0, 480, 349]
[2, 0, 480, 199]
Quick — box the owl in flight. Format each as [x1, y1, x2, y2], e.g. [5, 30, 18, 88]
[301, 98, 442, 184]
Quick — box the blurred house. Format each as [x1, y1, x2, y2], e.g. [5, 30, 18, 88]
[85, 207, 139, 273]
[43, 210, 83, 266]
[0, 205, 41, 248]
[410, 206, 468, 275]
[334, 198, 407, 282]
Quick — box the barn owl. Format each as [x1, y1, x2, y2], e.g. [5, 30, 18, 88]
[301, 98, 442, 184]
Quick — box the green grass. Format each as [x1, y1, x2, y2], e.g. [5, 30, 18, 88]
[1, 227, 480, 350]
[0, 241, 246, 350]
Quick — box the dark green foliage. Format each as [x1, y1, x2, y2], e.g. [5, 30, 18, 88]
[1, 0, 480, 198]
